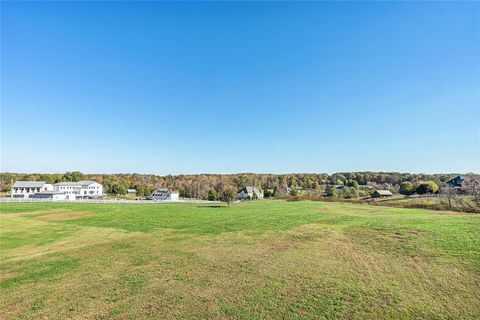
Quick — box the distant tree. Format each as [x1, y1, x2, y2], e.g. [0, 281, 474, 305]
[325, 185, 337, 197]
[110, 183, 127, 195]
[220, 185, 236, 205]
[135, 185, 150, 198]
[415, 181, 439, 195]
[399, 182, 415, 196]
[273, 186, 289, 197]
[441, 184, 457, 209]
[464, 174, 480, 207]
[63, 171, 85, 182]
[208, 189, 218, 201]
[329, 174, 342, 185]
[346, 179, 359, 190]
[290, 189, 299, 196]
[343, 187, 359, 199]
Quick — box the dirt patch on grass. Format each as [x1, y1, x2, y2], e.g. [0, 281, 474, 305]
[0, 209, 68, 218]
[38, 211, 96, 221]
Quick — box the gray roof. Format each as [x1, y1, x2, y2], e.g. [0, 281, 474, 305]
[243, 186, 262, 194]
[153, 188, 178, 192]
[374, 190, 393, 195]
[151, 188, 178, 195]
[12, 181, 48, 188]
[54, 180, 98, 186]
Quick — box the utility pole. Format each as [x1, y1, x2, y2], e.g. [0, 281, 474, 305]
[11, 179, 14, 198]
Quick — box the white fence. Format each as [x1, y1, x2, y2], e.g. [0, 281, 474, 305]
[0, 197, 218, 204]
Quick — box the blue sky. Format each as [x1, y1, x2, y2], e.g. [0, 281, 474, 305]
[1, 1, 479, 174]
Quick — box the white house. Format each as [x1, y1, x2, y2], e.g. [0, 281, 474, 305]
[237, 187, 264, 200]
[53, 181, 103, 199]
[149, 188, 179, 201]
[11, 181, 53, 198]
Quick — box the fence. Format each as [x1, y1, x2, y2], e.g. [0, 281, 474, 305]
[0, 197, 217, 204]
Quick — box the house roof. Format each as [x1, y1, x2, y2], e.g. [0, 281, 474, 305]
[374, 190, 393, 195]
[243, 186, 262, 194]
[152, 188, 178, 194]
[54, 180, 98, 186]
[447, 175, 466, 182]
[12, 181, 48, 188]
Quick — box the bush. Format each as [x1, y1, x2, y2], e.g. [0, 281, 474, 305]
[207, 189, 218, 201]
[416, 181, 439, 195]
[110, 183, 127, 195]
[325, 185, 337, 197]
[343, 187, 359, 199]
[399, 182, 415, 196]
[346, 179, 359, 190]
[263, 190, 274, 198]
[219, 185, 236, 205]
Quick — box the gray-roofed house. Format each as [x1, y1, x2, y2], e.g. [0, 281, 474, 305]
[237, 187, 264, 200]
[371, 190, 393, 198]
[446, 175, 470, 191]
[148, 188, 179, 201]
[11, 181, 53, 198]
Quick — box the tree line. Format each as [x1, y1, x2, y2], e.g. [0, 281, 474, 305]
[0, 171, 469, 199]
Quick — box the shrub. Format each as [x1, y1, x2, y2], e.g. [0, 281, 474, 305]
[343, 187, 359, 199]
[325, 185, 337, 197]
[220, 186, 236, 205]
[416, 181, 439, 195]
[207, 189, 218, 201]
[110, 183, 127, 195]
[399, 182, 415, 196]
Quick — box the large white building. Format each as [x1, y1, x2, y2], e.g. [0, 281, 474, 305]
[10, 180, 103, 200]
[53, 181, 103, 199]
[11, 181, 53, 198]
[149, 188, 179, 201]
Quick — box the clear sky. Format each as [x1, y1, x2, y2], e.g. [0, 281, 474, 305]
[1, 1, 479, 174]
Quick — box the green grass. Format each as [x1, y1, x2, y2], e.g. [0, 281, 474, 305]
[0, 200, 479, 319]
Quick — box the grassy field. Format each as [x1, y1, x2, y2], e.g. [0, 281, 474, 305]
[0, 201, 479, 319]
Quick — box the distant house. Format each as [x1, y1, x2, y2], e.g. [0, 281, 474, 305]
[446, 175, 469, 191]
[53, 181, 103, 199]
[127, 189, 137, 194]
[237, 187, 264, 200]
[149, 188, 179, 201]
[371, 190, 393, 198]
[11, 181, 53, 198]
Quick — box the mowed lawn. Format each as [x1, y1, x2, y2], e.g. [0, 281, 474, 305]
[0, 201, 479, 319]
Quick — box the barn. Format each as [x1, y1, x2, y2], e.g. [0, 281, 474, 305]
[371, 190, 393, 198]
